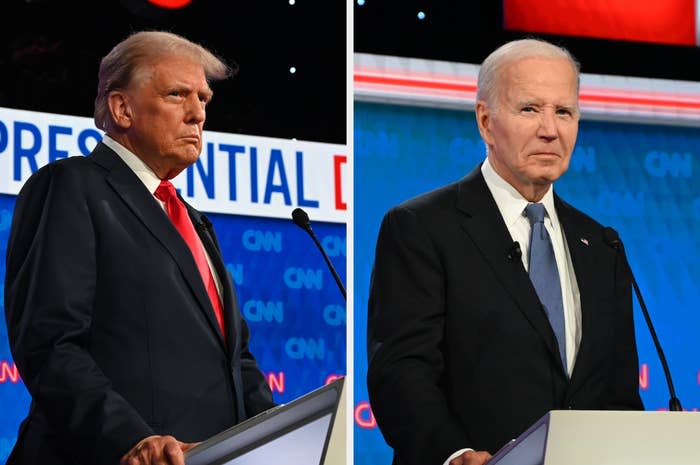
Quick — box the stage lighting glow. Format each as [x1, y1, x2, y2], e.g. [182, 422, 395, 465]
[146, 0, 192, 9]
[290, 67, 297, 74]
[417, 11, 426, 20]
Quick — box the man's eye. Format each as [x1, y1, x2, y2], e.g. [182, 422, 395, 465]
[521, 106, 535, 112]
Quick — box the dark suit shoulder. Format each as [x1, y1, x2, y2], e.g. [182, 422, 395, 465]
[377, 182, 461, 248]
[395, 180, 460, 213]
[18, 154, 104, 196]
[555, 194, 607, 232]
[384, 166, 483, 232]
[390, 164, 482, 215]
[36, 151, 102, 175]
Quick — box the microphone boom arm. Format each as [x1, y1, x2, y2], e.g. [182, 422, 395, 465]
[292, 208, 347, 300]
[625, 253, 682, 411]
[308, 227, 347, 300]
[604, 227, 682, 411]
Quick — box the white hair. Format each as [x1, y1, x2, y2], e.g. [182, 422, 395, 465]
[476, 38, 580, 107]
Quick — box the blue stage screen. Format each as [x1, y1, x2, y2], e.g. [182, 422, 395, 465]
[354, 101, 700, 465]
[0, 203, 346, 463]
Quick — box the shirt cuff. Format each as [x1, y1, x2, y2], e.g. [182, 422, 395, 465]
[443, 448, 474, 465]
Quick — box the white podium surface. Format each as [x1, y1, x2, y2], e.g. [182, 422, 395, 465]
[490, 410, 700, 465]
[185, 378, 344, 465]
[322, 375, 347, 465]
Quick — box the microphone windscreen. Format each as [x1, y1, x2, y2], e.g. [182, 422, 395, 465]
[602, 226, 621, 248]
[292, 208, 311, 230]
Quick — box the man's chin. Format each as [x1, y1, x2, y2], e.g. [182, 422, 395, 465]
[177, 150, 202, 165]
[159, 154, 200, 179]
[527, 170, 565, 186]
[531, 162, 567, 181]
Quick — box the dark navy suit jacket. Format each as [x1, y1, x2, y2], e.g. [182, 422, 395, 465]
[367, 166, 643, 465]
[4, 143, 275, 465]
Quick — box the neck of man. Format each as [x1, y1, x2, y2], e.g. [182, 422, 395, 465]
[516, 184, 549, 203]
[105, 131, 181, 180]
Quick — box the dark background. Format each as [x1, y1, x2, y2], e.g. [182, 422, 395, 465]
[0, 0, 346, 144]
[354, 0, 700, 82]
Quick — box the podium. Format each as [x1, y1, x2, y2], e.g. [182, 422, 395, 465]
[185, 377, 345, 465]
[489, 410, 700, 465]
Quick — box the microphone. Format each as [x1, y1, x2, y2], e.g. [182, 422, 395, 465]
[291, 208, 347, 300]
[602, 227, 682, 411]
[506, 241, 522, 262]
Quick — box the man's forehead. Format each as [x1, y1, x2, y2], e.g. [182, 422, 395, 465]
[504, 56, 577, 78]
[148, 58, 209, 85]
[499, 58, 578, 97]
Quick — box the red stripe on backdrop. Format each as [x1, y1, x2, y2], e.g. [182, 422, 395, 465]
[355, 73, 477, 93]
[580, 91, 700, 110]
[503, 0, 696, 46]
[355, 71, 700, 112]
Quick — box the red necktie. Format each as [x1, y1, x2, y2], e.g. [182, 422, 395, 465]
[154, 180, 226, 340]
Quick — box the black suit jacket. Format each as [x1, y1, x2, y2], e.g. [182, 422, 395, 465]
[366, 166, 643, 465]
[4, 143, 275, 465]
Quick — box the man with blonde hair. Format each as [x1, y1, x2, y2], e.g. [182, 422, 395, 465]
[5, 31, 274, 465]
[367, 38, 643, 465]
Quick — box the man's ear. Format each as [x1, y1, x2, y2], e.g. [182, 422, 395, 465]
[475, 100, 495, 147]
[107, 91, 133, 129]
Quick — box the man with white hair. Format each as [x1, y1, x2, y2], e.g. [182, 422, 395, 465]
[367, 38, 643, 465]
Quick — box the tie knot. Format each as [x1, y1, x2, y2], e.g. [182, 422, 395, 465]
[525, 202, 546, 225]
[154, 180, 177, 202]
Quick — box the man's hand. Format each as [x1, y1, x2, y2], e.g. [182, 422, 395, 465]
[120, 435, 200, 465]
[449, 449, 492, 465]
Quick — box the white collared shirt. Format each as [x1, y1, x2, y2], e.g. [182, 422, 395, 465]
[481, 157, 582, 374]
[101, 135, 223, 298]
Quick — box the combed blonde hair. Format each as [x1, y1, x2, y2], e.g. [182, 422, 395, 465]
[94, 30, 231, 130]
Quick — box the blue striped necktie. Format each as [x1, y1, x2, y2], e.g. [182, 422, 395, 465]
[525, 203, 567, 373]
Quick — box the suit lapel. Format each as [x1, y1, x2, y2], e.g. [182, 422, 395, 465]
[90, 144, 227, 350]
[456, 168, 562, 363]
[556, 196, 601, 390]
[189, 209, 240, 359]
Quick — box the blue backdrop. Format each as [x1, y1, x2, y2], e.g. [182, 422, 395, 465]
[354, 101, 700, 465]
[0, 194, 346, 463]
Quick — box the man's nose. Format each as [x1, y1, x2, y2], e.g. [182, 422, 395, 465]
[537, 109, 558, 141]
[185, 95, 206, 124]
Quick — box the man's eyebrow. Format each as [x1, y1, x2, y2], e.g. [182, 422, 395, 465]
[515, 99, 578, 109]
[557, 103, 579, 111]
[516, 99, 542, 107]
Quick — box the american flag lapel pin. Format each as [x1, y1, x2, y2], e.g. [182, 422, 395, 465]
[580, 237, 589, 246]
